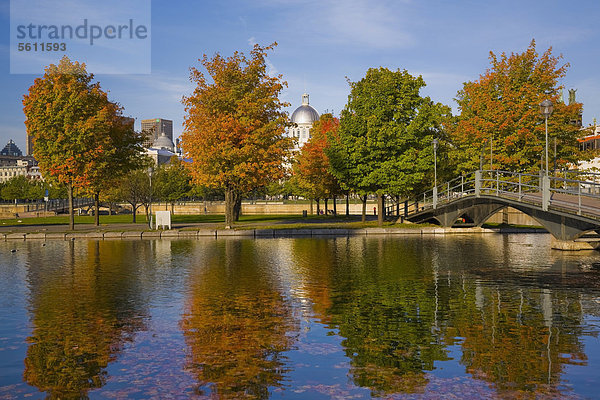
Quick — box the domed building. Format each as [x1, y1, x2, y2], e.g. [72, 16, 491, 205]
[289, 93, 319, 149]
[153, 131, 175, 152]
[145, 131, 177, 165]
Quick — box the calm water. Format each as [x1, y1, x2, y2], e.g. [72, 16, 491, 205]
[1, 235, 600, 399]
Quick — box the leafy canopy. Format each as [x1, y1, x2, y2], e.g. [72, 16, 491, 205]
[182, 43, 293, 194]
[330, 67, 450, 197]
[22, 56, 145, 190]
[291, 113, 342, 200]
[450, 39, 583, 173]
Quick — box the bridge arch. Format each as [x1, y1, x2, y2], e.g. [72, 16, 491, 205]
[407, 195, 600, 241]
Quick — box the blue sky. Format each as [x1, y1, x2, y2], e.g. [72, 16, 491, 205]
[1, 0, 599, 154]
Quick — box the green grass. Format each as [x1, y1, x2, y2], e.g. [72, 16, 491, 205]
[0, 212, 437, 232]
[0, 213, 350, 227]
[0, 214, 149, 226]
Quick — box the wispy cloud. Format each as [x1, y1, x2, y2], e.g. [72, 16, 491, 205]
[324, 0, 415, 49]
[255, 0, 415, 50]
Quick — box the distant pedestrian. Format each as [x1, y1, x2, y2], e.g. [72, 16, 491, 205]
[373, 207, 376, 215]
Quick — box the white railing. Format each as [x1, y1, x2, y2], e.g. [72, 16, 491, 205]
[387, 170, 600, 220]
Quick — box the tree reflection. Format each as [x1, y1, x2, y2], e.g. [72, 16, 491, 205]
[291, 236, 593, 398]
[451, 281, 587, 396]
[181, 239, 297, 399]
[292, 237, 450, 396]
[23, 240, 147, 398]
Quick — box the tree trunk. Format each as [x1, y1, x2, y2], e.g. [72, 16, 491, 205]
[346, 193, 350, 216]
[94, 191, 100, 226]
[361, 195, 367, 223]
[130, 203, 137, 223]
[144, 204, 149, 224]
[171, 202, 175, 214]
[225, 186, 237, 228]
[67, 182, 74, 230]
[310, 199, 313, 215]
[333, 195, 337, 216]
[324, 198, 328, 215]
[234, 195, 242, 221]
[377, 193, 384, 227]
[316, 198, 320, 215]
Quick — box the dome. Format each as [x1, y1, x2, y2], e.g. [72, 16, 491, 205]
[153, 134, 175, 151]
[291, 93, 319, 124]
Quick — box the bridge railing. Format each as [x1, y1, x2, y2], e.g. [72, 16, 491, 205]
[393, 169, 600, 220]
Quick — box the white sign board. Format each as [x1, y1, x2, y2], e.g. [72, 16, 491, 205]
[155, 210, 171, 230]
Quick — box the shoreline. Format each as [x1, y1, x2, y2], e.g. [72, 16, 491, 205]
[1, 226, 548, 240]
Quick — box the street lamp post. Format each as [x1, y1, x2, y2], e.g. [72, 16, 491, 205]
[490, 133, 493, 171]
[432, 138, 438, 209]
[433, 138, 438, 188]
[539, 99, 554, 175]
[148, 166, 153, 229]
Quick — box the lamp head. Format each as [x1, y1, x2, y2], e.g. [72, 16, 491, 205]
[539, 99, 554, 118]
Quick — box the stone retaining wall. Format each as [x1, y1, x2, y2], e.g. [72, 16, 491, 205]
[1, 227, 517, 241]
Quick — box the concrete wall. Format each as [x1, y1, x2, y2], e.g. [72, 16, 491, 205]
[139, 201, 373, 215]
[485, 207, 541, 226]
[0, 201, 541, 227]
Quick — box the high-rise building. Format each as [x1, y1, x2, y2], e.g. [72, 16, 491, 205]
[141, 118, 173, 148]
[26, 133, 33, 156]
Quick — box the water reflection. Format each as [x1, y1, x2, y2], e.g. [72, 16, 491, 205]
[0, 234, 598, 398]
[181, 239, 298, 399]
[23, 240, 149, 398]
[290, 235, 600, 398]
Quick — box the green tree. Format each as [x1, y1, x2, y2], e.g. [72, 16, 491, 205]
[153, 157, 191, 213]
[182, 43, 293, 227]
[330, 68, 450, 225]
[23, 56, 144, 230]
[83, 116, 146, 226]
[26, 179, 45, 200]
[450, 39, 583, 174]
[1, 175, 29, 201]
[116, 169, 152, 223]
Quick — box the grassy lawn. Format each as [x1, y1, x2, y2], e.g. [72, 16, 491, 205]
[0, 214, 149, 226]
[0, 213, 357, 227]
[0, 212, 433, 230]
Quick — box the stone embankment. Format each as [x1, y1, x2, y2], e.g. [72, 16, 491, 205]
[0, 226, 535, 240]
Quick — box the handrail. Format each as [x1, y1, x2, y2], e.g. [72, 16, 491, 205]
[386, 169, 600, 221]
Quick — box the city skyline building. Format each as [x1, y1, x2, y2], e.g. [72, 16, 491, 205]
[1, 139, 22, 157]
[141, 118, 173, 148]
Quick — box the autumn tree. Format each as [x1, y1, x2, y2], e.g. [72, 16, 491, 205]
[291, 113, 342, 214]
[23, 56, 144, 229]
[450, 40, 583, 174]
[330, 68, 450, 225]
[182, 43, 293, 227]
[82, 115, 146, 226]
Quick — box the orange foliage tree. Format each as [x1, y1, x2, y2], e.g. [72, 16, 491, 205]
[450, 40, 583, 174]
[23, 56, 144, 229]
[182, 43, 292, 227]
[291, 113, 342, 214]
